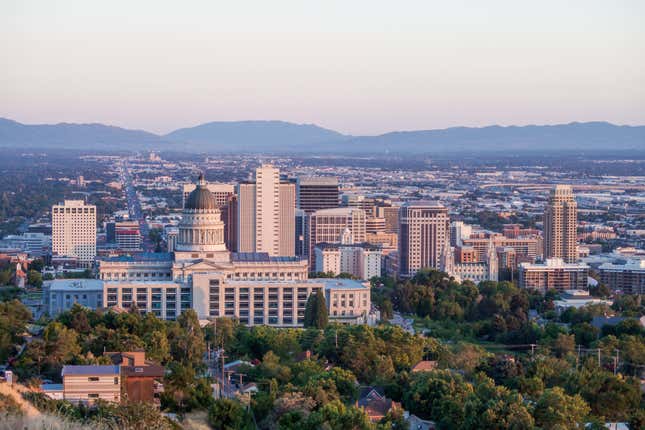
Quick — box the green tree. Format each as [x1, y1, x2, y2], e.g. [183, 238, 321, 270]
[533, 387, 590, 430]
[169, 309, 205, 368]
[144, 330, 170, 364]
[208, 398, 252, 430]
[304, 289, 328, 329]
[27, 270, 42, 288]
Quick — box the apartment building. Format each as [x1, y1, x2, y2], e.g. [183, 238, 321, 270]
[518, 258, 589, 292]
[598, 259, 645, 295]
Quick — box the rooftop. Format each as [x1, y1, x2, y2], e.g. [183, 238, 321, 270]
[48, 279, 104, 292]
[62, 365, 120, 376]
[98, 252, 173, 262]
[316, 278, 370, 290]
[231, 252, 303, 263]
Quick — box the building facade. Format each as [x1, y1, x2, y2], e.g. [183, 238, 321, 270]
[309, 207, 367, 267]
[296, 176, 339, 214]
[544, 185, 578, 263]
[598, 259, 645, 295]
[236, 165, 295, 256]
[61, 365, 121, 404]
[518, 258, 588, 292]
[398, 202, 450, 277]
[44, 279, 104, 316]
[314, 242, 382, 280]
[52, 200, 96, 266]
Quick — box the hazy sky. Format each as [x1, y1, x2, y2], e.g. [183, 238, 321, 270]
[1, 0, 644, 135]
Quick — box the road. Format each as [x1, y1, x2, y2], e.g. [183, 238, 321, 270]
[120, 159, 154, 252]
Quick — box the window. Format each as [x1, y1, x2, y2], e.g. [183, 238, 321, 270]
[114, 377, 119, 384]
[88, 393, 99, 398]
[88, 377, 99, 382]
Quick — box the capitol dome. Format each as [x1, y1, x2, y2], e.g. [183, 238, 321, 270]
[175, 174, 227, 254]
[185, 174, 217, 211]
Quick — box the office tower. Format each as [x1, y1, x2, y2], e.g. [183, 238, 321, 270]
[543, 185, 578, 263]
[279, 182, 296, 256]
[52, 200, 97, 266]
[236, 165, 295, 256]
[398, 202, 450, 277]
[341, 194, 376, 217]
[295, 209, 309, 258]
[296, 176, 339, 214]
[365, 217, 386, 234]
[309, 207, 366, 266]
[450, 221, 472, 247]
[255, 165, 280, 255]
[236, 182, 256, 252]
[222, 194, 238, 252]
[182, 182, 235, 209]
[377, 206, 400, 234]
[115, 221, 142, 251]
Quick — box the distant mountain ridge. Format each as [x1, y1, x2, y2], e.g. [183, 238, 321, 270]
[164, 120, 349, 152]
[1, 117, 643, 155]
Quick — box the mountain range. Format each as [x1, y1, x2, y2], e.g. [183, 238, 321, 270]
[1, 117, 643, 155]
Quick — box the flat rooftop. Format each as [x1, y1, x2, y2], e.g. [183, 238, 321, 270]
[62, 365, 120, 376]
[48, 278, 104, 292]
[231, 252, 303, 263]
[98, 252, 173, 262]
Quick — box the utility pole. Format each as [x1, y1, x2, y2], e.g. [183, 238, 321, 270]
[221, 347, 226, 398]
[614, 349, 620, 375]
[597, 348, 601, 367]
[530, 343, 536, 357]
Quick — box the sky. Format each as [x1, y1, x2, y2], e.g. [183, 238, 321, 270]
[1, 0, 644, 135]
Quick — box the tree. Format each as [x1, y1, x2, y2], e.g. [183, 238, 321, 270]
[27, 270, 42, 288]
[208, 398, 252, 430]
[304, 289, 328, 329]
[533, 387, 590, 430]
[144, 330, 170, 364]
[552, 333, 575, 358]
[169, 309, 205, 368]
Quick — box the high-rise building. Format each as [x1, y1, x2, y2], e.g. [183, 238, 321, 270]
[236, 182, 256, 253]
[398, 202, 449, 277]
[279, 181, 296, 257]
[182, 183, 235, 209]
[341, 194, 377, 217]
[236, 165, 295, 256]
[52, 200, 97, 266]
[543, 185, 578, 263]
[376, 206, 400, 234]
[115, 221, 142, 251]
[450, 221, 472, 247]
[296, 176, 339, 214]
[295, 209, 309, 258]
[309, 207, 366, 267]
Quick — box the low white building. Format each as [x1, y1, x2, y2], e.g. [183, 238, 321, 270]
[43, 279, 104, 316]
[554, 289, 613, 310]
[315, 242, 382, 280]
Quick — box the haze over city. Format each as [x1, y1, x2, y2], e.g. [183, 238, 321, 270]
[2, 0, 644, 135]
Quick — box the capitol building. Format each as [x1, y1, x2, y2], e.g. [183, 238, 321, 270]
[96, 175, 371, 326]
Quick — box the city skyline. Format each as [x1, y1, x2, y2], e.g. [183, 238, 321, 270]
[2, 1, 644, 135]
